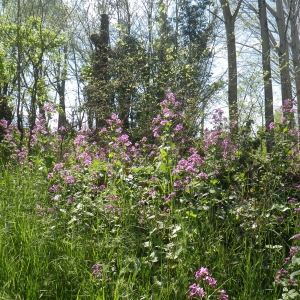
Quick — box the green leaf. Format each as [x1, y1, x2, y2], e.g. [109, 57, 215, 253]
[159, 148, 167, 158]
[160, 163, 168, 172]
[186, 211, 197, 218]
[210, 179, 218, 185]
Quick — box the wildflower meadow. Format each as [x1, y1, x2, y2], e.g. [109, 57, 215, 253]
[1, 94, 300, 299]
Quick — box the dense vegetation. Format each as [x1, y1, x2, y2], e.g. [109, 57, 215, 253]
[1, 1, 300, 299]
[1, 94, 300, 299]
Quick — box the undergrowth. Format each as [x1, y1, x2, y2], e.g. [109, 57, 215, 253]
[1, 95, 300, 299]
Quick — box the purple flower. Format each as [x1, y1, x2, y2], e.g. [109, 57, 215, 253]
[47, 172, 54, 179]
[195, 267, 210, 279]
[66, 196, 76, 203]
[218, 290, 229, 300]
[198, 172, 208, 179]
[53, 163, 64, 172]
[204, 276, 217, 287]
[5, 133, 12, 140]
[49, 185, 59, 192]
[290, 246, 300, 257]
[269, 122, 275, 130]
[275, 268, 289, 281]
[0, 119, 8, 128]
[149, 189, 156, 196]
[164, 207, 170, 213]
[152, 115, 161, 124]
[74, 135, 87, 146]
[111, 113, 118, 120]
[288, 198, 297, 204]
[64, 175, 75, 184]
[59, 126, 66, 132]
[189, 283, 205, 297]
[174, 123, 183, 131]
[160, 99, 168, 106]
[283, 257, 290, 264]
[277, 216, 283, 222]
[148, 177, 157, 182]
[163, 108, 173, 118]
[117, 134, 130, 144]
[92, 263, 102, 276]
[105, 205, 115, 212]
[42, 103, 56, 113]
[292, 234, 300, 240]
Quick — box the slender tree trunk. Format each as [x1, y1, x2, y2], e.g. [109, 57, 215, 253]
[226, 20, 238, 125]
[219, 0, 242, 129]
[16, 0, 23, 143]
[157, 0, 168, 101]
[258, 0, 274, 152]
[275, 0, 293, 126]
[58, 45, 68, 129]
[118, 1, 132, 130]
[289, 0, 300, 126]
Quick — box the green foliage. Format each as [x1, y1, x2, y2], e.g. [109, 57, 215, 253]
[2, 97, 300, 299]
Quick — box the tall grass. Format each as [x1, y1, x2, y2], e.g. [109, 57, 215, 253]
[0, 97, 300, 299]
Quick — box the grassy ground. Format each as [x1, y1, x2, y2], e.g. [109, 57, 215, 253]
[0, 165, 288, 299]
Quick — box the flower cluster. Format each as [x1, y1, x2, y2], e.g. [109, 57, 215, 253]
[92, 263, 102, 277]
[189, 267, 228, 299]
[151, 93, 183, 139]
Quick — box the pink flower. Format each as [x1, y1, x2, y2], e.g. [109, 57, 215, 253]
[42, 103, 56, 113]
[111, 113, 118, 120]
[64, 176, 75, 184]
[49, 185, 59, 192]
[195, 267, 210, 279]
[174, 123, 183, 131]
[218, 290, 229, 300]
[189, 283, 205, 297]
[160, 99, 168, 106]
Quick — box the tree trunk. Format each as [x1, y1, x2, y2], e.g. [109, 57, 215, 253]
[219, 0, 242, 129]
[89, 14, 110, 129]
[275, 0, 293, 126]
[258, 0, 274, 152]
[16, 0, 23, 143]
[58, 45, 68, 129]
[289, 0, 300, 126]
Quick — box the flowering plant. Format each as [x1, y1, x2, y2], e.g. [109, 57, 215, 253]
[189, 267, 228, 299]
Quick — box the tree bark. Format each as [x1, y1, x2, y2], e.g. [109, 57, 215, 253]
[219, 0, 243, 129]
[288, 0, 300, 126]
[275, 0, 293, 126]
[58, 45, 68, 129]
[258, 0, 274, 152]
[89, 14, 110, 129]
